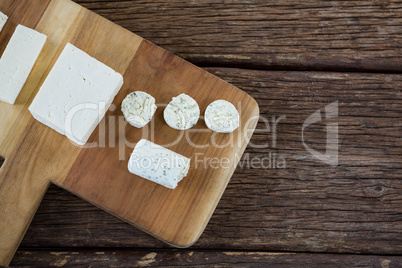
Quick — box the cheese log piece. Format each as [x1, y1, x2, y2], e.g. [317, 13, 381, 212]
[121, 91, 157, 128]
[128, 139, 191, 189]
[164, 93, 200, 130]
[29, 43, 123, 145]
[0, 25, 46, 104]
[0, 11, 7, 32]
[204, 100, 240, 133]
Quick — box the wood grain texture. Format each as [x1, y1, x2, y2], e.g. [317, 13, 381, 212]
[10, 250, 402, 267]
[0, 0, 53, 264]
[0, 0, 142, 265]
[0, 0, 257, 265]
[19, 69, 402, 256]
[75, 0, 402, 72]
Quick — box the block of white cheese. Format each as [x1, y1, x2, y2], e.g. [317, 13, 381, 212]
[164, 93, 200, 130]
[128, 139, 191, 189]
[0, 25, 47, 104]
[121, 91, 157, 128]
[29, 43, 123, 145]
[204, 100, 240, 133]
[0, 11, 7, 33]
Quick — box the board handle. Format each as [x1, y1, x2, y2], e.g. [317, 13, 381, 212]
[0, 161, 50, 266]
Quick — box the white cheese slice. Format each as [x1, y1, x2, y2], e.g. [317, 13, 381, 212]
[163, 93, 200, 130]
[0, 11, 7, 33]
[204, 100, 240, 133]
[122, 91, 157, 128]
[128, 139, 191, 189]
[29, 43, 123, 145]
[0, 25, 47, 104]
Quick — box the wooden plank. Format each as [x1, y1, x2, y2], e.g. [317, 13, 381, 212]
[10, 250, 402, 267]
[75, 0, 402, 72]
[20, 69, 402, 254]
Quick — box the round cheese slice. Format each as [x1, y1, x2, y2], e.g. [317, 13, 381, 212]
[205, 100, 240, 133]
[164, 93, 200, 130]
[121, 91, 157, 128]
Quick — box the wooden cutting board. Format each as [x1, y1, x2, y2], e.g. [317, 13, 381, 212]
[0, 0, 259, 265]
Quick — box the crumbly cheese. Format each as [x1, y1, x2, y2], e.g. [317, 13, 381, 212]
[0, 11, 7, 33]
[204, 100, 240, 133]
[121, 91, 157, 128]
[0, 25, 47, 104]
[29, 43, 123, 145]
[163, 93, 200, 130]
[128, 139, 191, 189]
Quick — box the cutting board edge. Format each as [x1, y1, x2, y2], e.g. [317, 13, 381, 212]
[139, 39, 261, 110]
[52, 179, 199, 248]
[178, 103, 260, 248]
[0, 180, 51, 267]
[52, 96, 260, 248]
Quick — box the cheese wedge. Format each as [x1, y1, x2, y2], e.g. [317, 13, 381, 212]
[29, 43, 123, 145]
[0, 25, 47, 104]
[128, 139, 191, 189]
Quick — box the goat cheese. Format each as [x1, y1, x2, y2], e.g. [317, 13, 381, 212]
[164, 93, 200, 130]
[29, 43, 123, 145]
[128, 139, 191, 189]
[0, 25, 47, 104]
[204, 100, 240, 133]
[122, 91, 157, 128]
[0, 11, 7, 33]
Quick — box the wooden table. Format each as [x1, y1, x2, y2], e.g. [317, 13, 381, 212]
[8, 0, 402, 266]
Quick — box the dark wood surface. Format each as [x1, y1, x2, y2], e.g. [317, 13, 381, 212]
[75, 0, 402, 72]
[8, 0, 402, 266]
[11, 250, 402, 267]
